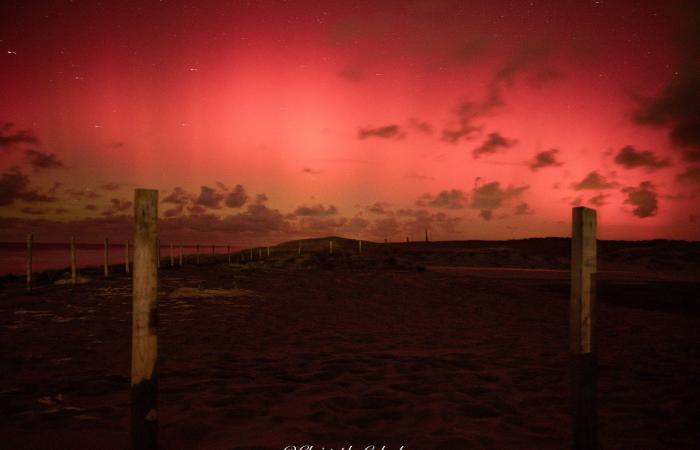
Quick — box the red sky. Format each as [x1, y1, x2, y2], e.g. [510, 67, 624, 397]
[1, 0, 699, 244]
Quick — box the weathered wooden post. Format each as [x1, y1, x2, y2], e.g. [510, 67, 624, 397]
[570, 206, 597, 450]
[26, 233, 33, 292]
[329, 239, 334, 255]
[227, 245, 231, 264]
[104, 237, 109, 278]
[196, 244, 200, 265]
[169, 243, 174, 267]
[70, 236, 77, 284]
[131, 188, 159, 450]
[125, 239, 130, 274]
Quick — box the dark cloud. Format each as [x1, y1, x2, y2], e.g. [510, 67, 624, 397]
[102, 198, 133, 216]
[408, 118, 433, 135]
[513, 202, 534, 215]
[622, 181, 659, 218]
[480, 210, 493, 221]
[366, 202, 390, 215]
[100, 183, 120, 191]
[416, 189, 468, 209]
[0, 169, 30, 206]
[302, 167, 322, 175]
[405, 171, 434, 181]
[529, 148, 563, 170]
[0, 168, 56, 205]
[67, 188, 99, 200]
[357, 124, 405, 140]
[572, 171, 617, 190]
[494, 39, 555, 86]
[195, 185, 224, 209]
[613, 145, 671, 170]
[162, 187, 192, 217]
[0, 122, 39, 149]
[676, 167, 700, 185]
[224, 184, 248, 208]
[441, 87, 501, 144]
[589, 193, 610, 207]
[471, 181, 529, 219]
[24, 149, 65, 171]
[293, 203, 338, 217]
[632, 4, 700, 161]
[472, 132, 517, 158]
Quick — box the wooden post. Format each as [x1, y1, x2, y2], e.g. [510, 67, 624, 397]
[196, 244, 200, 265]
[131, 189, 159, 450]
[70, 236, 77, 284]
[169, 243, 174, 267]
[570, 206, 597, 450]
[125, 239, 131, 274]
[178, 245, 183, 266]
[329, 239, 334, 254]
[227, 245, 231, 264]
[104, 237, 109, 278]
[26, 234, 32, 292]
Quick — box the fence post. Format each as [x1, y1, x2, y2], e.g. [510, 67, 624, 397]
[358, 239, 362, 254]
[26, 234, 32, 292]
[131, 188, 159, 450]
[570, 206, 597, 450]
[104, 237, 109, 278]
[126, 239, 130, 274]
[329, 239, 333, 255]
[71, 236, 77, 284]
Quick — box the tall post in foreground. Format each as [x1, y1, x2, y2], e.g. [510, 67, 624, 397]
[570, 206, 597, 450]
[26, 234, 33, 292]
[104, 237, 110, 278]
[131, 189, 159, 450]
[125, 240, 131, 274]
[169, 243, 174, 267]
[70, 236, 77, 284]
